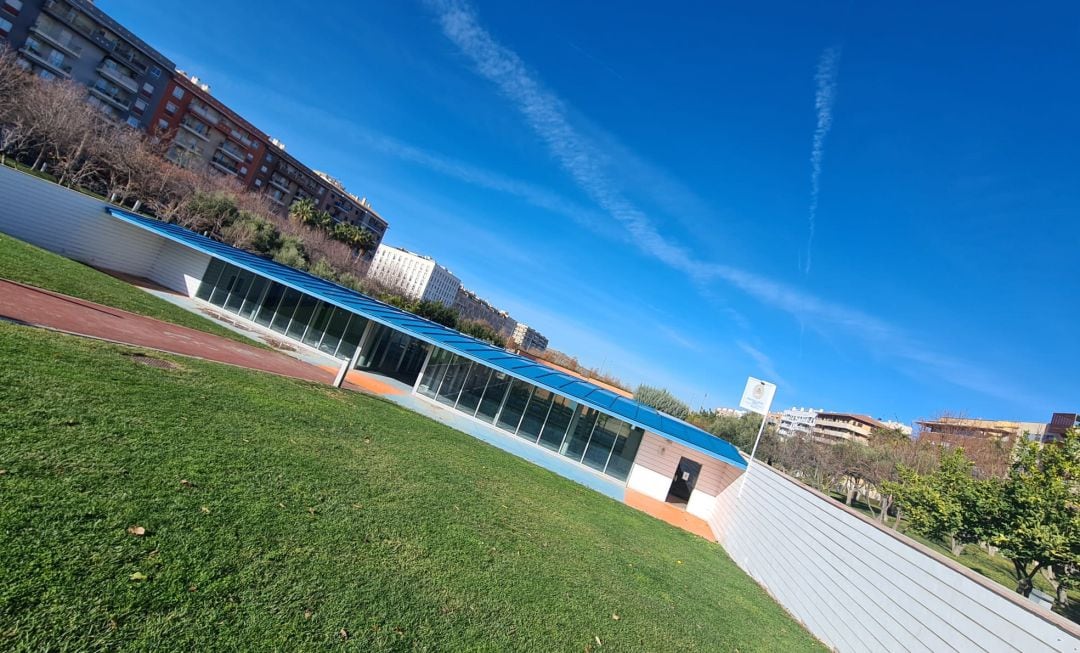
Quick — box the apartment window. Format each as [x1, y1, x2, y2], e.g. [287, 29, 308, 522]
[239, 166, 247, 175]
[164, 101, 177, 115]
[150, 66, 161, 78]
[140, 82, 154, 96]
[0, 17, 10, 34]
[157, 118, 169, 131]
[172, 86, 185, 100]
[254, 179, 262, 187]
[3, 0, 22, 14]
[260, 165, 267, 173]
[126, 117, 140, 128]
[132, 98, 147, 114]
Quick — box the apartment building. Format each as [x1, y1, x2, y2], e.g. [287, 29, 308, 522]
[777, 407, 820, 439]
[811, 413, 884, 446]
[453, 287, 517, 336]
[1044, 412, 1079, 444]
[148, 75, 388, 257]
[368, 244, 461, 307]
[510, 323, 548, 353]
[915, 417, 1047, 445]
[2, 0, 174, 130]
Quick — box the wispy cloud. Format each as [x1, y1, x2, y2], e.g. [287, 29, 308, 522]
[805, 46, 842, 274]
[737, 341, 788, 389]
[427, 1, 1031, 409]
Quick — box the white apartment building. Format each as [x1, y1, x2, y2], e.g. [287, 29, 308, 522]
[777, 407, 821, 439]
[510, 323, 548, 352]
[367, 244, 461, 307]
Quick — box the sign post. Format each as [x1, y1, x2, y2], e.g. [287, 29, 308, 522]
[737, 376, 777, 497]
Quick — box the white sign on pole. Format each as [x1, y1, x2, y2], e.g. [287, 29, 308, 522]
[739, 377, 776, 416]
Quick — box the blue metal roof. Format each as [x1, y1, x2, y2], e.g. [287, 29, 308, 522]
[106, 207, 747, 470]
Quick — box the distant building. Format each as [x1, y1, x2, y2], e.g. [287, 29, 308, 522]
[1044, 413, 1079, 444]
[714, 407, 747, 418]
[811, 413, 884, 446]
[452, 287, 516, 336]
[149, 74, 388, 258]
[777, 407, 820, 439]
[510, 323, 548, 352]
[367, 244, 460, 307]
[915, 417, 1047, 445]
[2, 0, 175, 131]
[880, 420, 913, 437]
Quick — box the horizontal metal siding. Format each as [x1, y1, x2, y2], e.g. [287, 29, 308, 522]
[708, 463, 1080, 652]
[634, 433, 736, 496]
[0, 166, 164, 278]
[147, 241, 211, 296]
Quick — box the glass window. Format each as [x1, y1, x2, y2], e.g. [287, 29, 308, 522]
[286, 294, 319, 340]
[224, 269, 255, 313]
[335, 314, 368, 359]
[208, 264, 238, 306]
[253, 282, 285, 327]
[302, 302, 331, 347]
[456, 365, 491, 414]
[476, 371, 510, 423]
[417, 348, 450, 398]
[238, 276, 269, 320]
[496, 380, 532, 433]
[517, 388, 554, 441]
[196, 258, 225, 300]
[582, 415, 622, 472]
[538, 396, 576, 451]
[318, 309, 350, 356]
[435, 357, 470, 406]
[561, 406, 598, 462]
[605, 426, 644, 481]
[172, 86, 184, 99]
[270, 288, 302, 333]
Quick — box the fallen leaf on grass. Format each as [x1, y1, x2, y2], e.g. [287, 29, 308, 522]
[339, 628, 349, 641]
[126, 525, 147, 536]
[304, 610, 313, 620]
[0, 469, 7, 475]
[129, 572, 147, 582]
[351, 503, 363, 510]
[180, 479, 196, 489]
[594, 635, 603, 646]
[307, 507, 317, 516]
[611, 614, 620, 621]
[200, 506, 211, 514]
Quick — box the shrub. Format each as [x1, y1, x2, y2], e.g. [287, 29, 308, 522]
[634, 385, 691, 419]
[272, 236, 307, 269]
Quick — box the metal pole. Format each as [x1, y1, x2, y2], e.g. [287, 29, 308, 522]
[333, 344, 363, 388]
[738, 401, 773, 498]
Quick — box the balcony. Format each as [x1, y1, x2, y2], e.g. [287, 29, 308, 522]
[18, 42, 72, 78]
[111, 42, 148, 75]
[189, 102, 220, 125]
[210, 155, 239, 177]
[173, 138, 204, 157]
[269, 177, 291, 193]
[29, 22, 83, 57]
[179, 119, 210, 141]
[97, 61, 138, 93]
[217, 144, 244, 163]
[89, 85, 132, 111]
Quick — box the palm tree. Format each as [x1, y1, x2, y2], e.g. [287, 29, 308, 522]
[288, 197, 316, 226]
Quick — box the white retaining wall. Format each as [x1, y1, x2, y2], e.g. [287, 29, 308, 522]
[0, 166, 209, 295]
[709, 461, 1080, 652]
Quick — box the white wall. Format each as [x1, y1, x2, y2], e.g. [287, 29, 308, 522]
[626, 433, 740, 519]
[0, 166, 209, 295]
[708, 461, 1080, 652]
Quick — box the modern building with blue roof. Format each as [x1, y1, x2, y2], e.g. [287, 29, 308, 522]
[0, 163, 746, 521]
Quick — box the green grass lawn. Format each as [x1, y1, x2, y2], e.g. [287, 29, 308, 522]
[0, 323, 823, 652]
[0, 232, 262, 348]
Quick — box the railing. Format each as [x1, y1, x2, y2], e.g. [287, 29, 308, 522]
[217, 144, 244, 162]
[97, 61, 138, 93]
[29, 22, 83, 56]
[19, 43, 72, 76]
[179, 120, 210, 141]
[89, 85, 132, 111]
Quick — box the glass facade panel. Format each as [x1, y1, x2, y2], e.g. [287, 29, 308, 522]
[238, 275, 269, 320]
[456, 365, 491, 414]
[270, 288, 301, 333]
[208, 264, 238, 306]
[496, 380, 532, 433]
[317, 309, 350, 355]
[224, 268, 254, 312]
[517, 388, 554, 441]
[286, 294, 318, 340]
[302, 302, 331, 347]
[476, 371, 510, 422]
[418, 348, 452, 398]
[605, 426, 644, 481]
[196, 258, 226, 300]
[582, 415, 622, 472]
[561, 406, 598, 461]
[335, 313, 367, 358]
[538, 396, 576, 451]
[253, 282, 285, 327]
[435, 357, 470, 406]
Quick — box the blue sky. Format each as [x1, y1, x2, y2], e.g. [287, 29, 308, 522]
[102, 0, 1079, 424]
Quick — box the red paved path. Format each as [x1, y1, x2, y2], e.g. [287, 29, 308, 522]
[0, 279, 338, 385]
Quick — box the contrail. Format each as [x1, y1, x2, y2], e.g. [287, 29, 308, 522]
[805, 46, 841, 275]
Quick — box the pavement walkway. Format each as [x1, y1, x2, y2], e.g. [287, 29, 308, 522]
[0, 279, 338, 385]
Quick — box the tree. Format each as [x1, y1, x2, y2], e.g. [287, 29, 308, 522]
[331, 222, 376, 257]
[990, 429, 1080, 599]
[887, 448, 984, 555]
[635, 385, 691, 420]
[288, 197, 317, 226]
[413, 300, 458, 328]
[459, 319, 505, 347]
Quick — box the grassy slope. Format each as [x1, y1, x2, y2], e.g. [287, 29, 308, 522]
[0, 324, 823, 652]
[0, 232, 261, 347]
